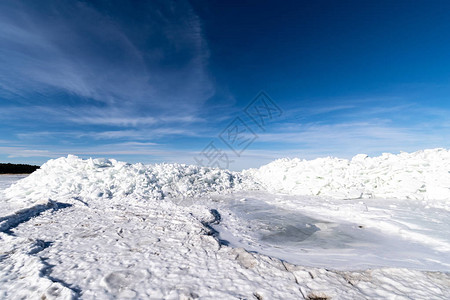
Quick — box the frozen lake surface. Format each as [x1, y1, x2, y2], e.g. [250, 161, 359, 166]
[0, 174, 27, 190]
[192, 191, 450, 271]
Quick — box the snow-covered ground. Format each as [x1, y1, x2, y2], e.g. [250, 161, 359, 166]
[1, 150, 449, 299]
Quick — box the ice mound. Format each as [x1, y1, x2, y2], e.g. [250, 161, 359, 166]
[5, 149, 450, 206]
[244, 148, 450, 201]
[5, 155, 246, 206]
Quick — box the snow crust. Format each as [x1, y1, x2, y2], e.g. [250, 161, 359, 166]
[245, 148, 450, 202]
[2, 195, 447, 299]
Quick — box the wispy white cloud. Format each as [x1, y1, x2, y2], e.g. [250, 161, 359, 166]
[16, 127, 204, 142]
[69, 116, 158, 127]
[0, 143, 162, 160]
[0, 141, 204, 168]
[0, 0, 214, 117]
[255, 120, 450, 158]
[0, 146, 52, 158]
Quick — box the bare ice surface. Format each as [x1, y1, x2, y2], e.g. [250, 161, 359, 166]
[203, 191, 450, 271]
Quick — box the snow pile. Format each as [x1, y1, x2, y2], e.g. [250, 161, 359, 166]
[245, 148, 450, 200]
[5, 149, 450, 207]
[4, 155, 247, 206]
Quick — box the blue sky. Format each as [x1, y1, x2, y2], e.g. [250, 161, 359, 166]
[1, 0, 450, 170]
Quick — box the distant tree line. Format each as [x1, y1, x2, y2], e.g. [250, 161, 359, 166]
[0, 163, 40, 174]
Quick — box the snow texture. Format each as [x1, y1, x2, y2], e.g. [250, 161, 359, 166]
[1, 149, 450, 299]
[3, 155, 251, 209]
[245, 148, 450, 203]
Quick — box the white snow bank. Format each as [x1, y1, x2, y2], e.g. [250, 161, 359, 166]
[4, 155, 248, 207]
[6, 149, 450, 208]
[244, 148, 450, 201]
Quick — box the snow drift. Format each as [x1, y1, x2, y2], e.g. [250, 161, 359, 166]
[4, 155, 248, 207]
[246, 148, 450, 201]
[4, 149, 450, 206]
